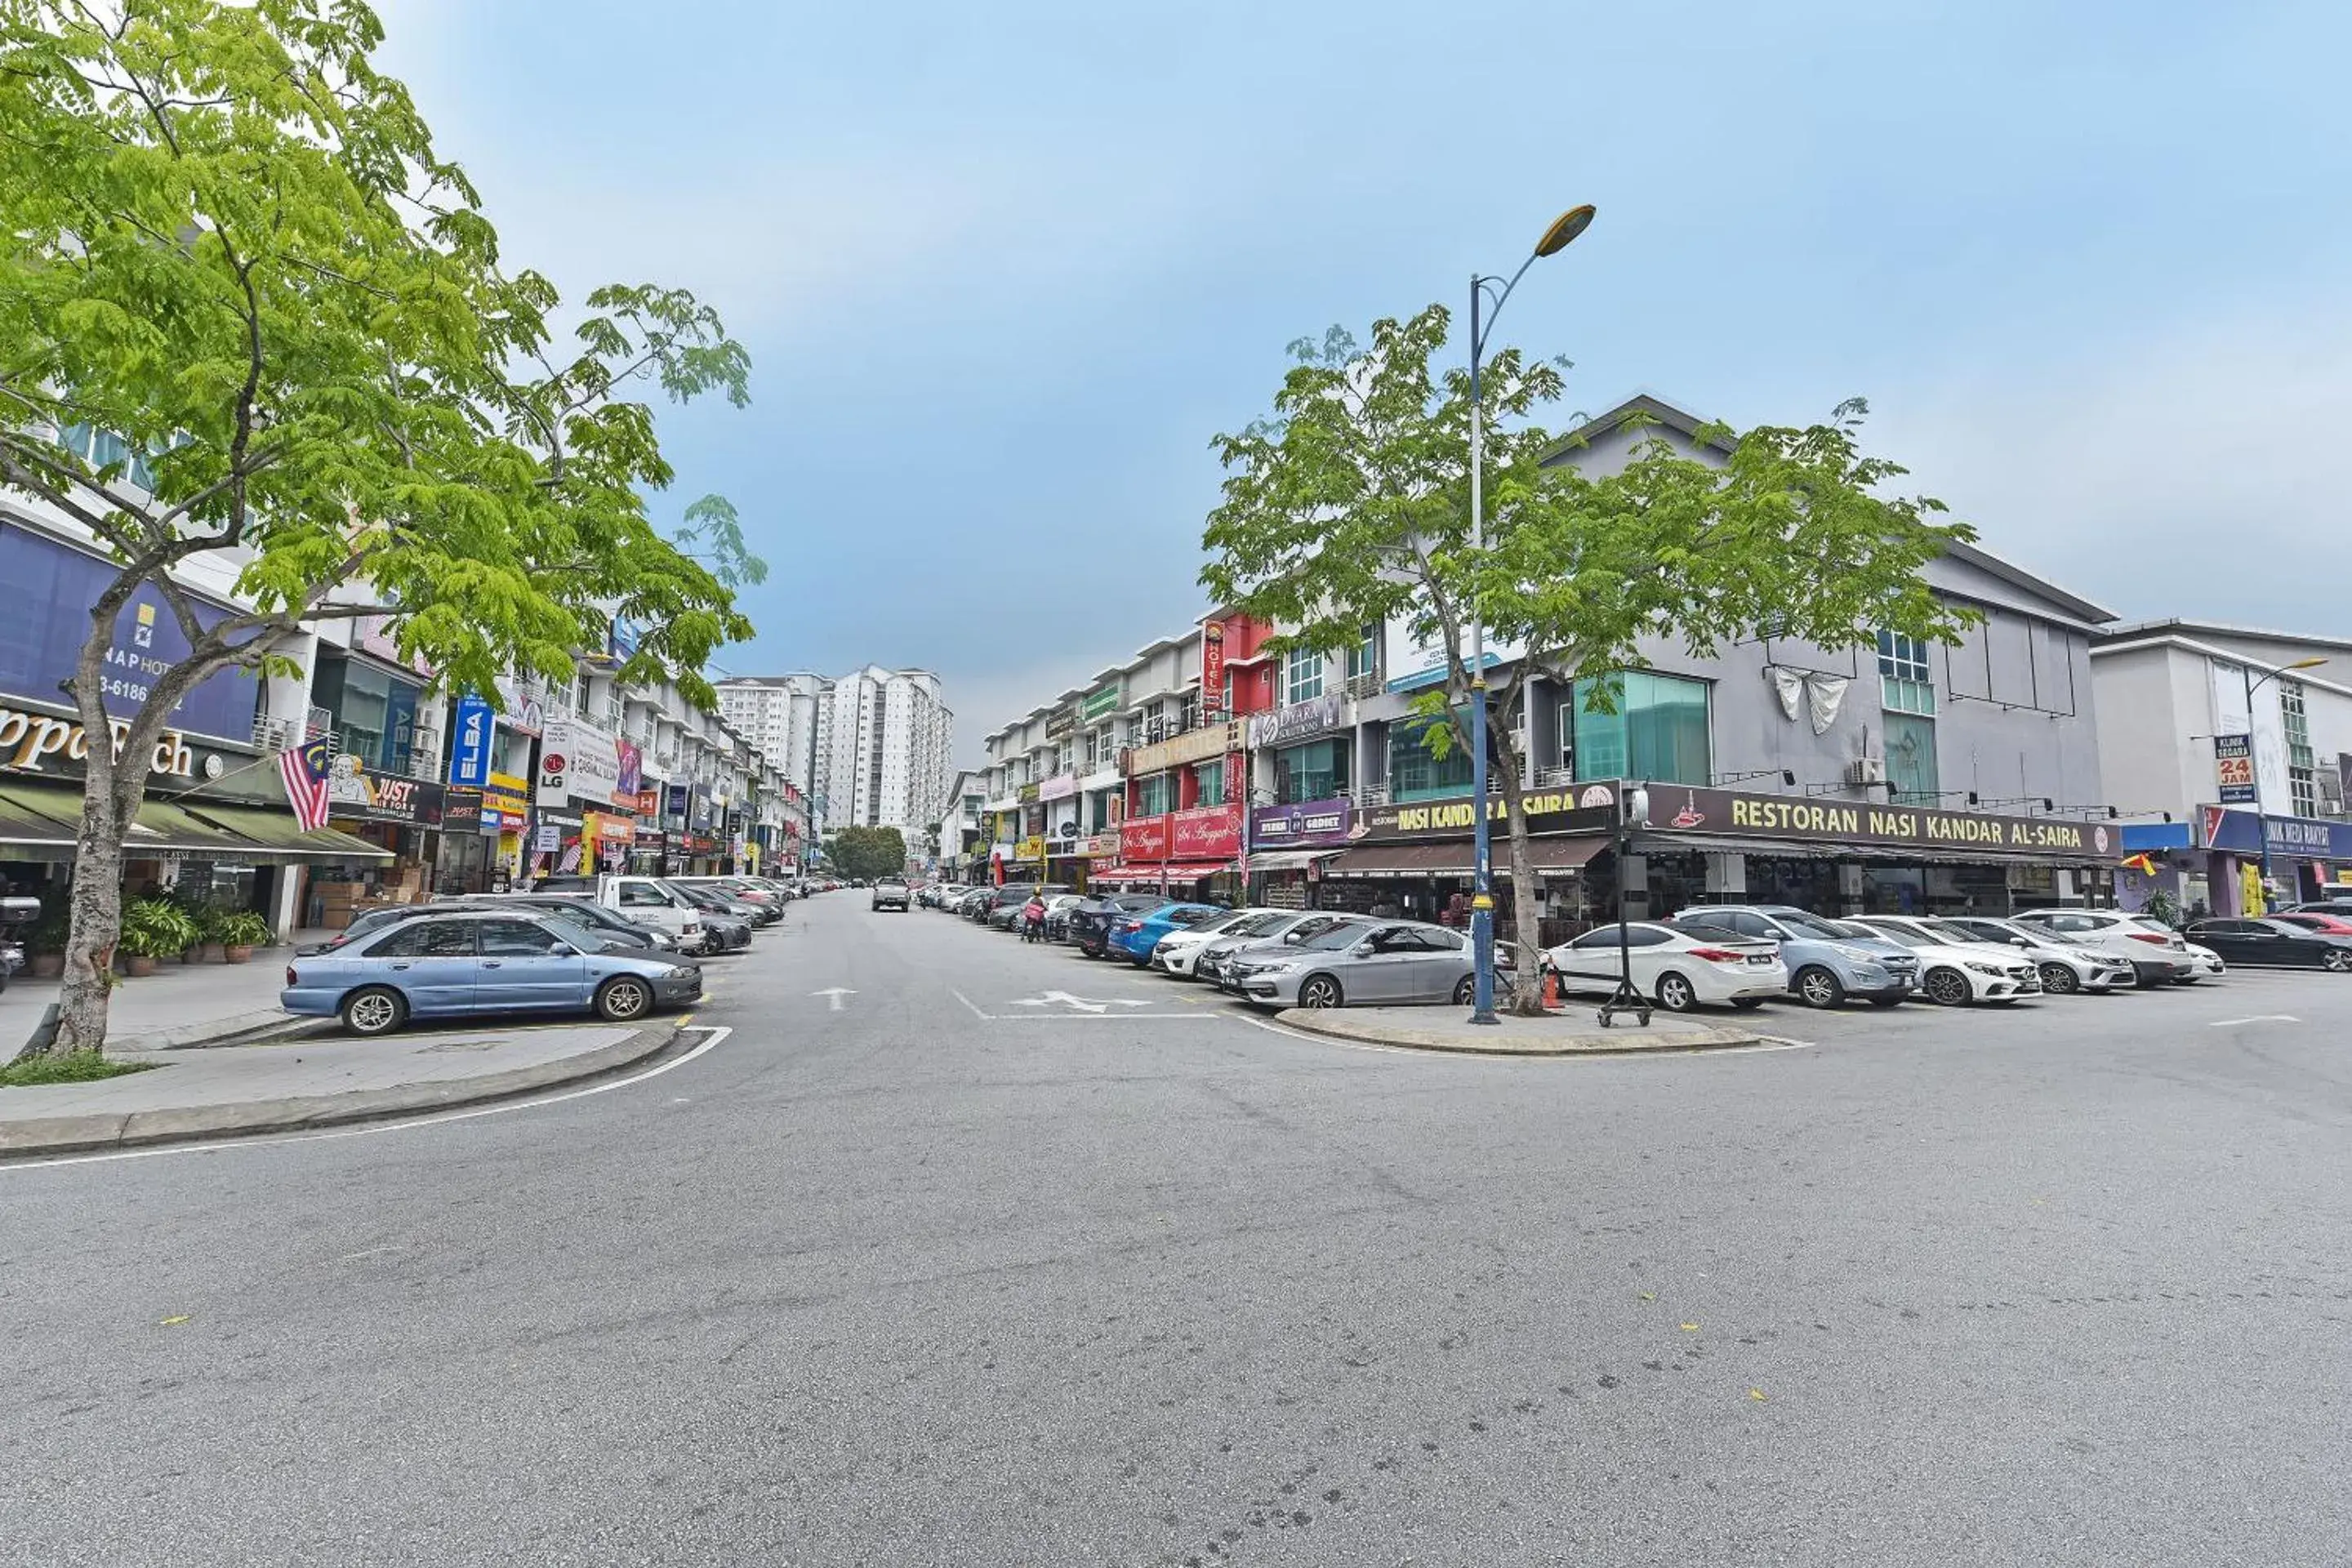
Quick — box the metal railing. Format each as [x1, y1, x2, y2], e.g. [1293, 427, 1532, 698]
[1530, 765, 1575, 789]
[1343, 672, 1382, 700]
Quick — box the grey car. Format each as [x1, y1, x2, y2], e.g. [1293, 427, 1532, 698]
[1196, 911, 1365, 986]
[1671, 904, 1918, 1008]
[1225, 919, 1491, 1009]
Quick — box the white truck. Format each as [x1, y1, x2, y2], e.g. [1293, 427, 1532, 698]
[528, 875, 707, 953]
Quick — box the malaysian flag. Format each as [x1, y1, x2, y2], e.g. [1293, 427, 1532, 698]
[278, 740, 333, 831]
[556, 840, 583, 874]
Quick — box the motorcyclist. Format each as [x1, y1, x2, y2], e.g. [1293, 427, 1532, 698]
[1021, 892, 1048, 943]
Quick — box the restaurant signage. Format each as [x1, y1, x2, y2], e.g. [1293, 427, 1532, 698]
[1119, 814, 1170, 862]
[2212, 733, 2256, 804]
[1250, 796, 1354, 849]
[325, 756, 444, 826]
[0, 701, 195, 780]
[1352, 783, 1619, 843]
[1170, 802, 1242, 860]
[1644, 785, 2125, 859]
[1126, 720, 1241, 777]
[1245, 693, 1346, 751]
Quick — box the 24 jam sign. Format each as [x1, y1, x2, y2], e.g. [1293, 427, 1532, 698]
[2212, 734, 2256, 804]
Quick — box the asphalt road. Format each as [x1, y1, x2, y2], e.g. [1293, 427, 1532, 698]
[6, 896, 2350, 1567]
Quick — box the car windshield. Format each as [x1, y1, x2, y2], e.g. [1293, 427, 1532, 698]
[1859, 922, 1931, 948]
[1294, 922, 1370, 951]
[1926, 919, 1998, 945]
[1192, 910, 1261, 935]
[1775, 912, 1858, 941]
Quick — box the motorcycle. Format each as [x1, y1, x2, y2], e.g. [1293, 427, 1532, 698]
[0, 893, 36, 995]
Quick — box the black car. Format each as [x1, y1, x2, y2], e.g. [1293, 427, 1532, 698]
[1067, 893, 1168, 958]
[2185, 917, 2352, 972]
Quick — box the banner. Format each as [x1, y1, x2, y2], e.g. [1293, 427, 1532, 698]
[1201, 622, 1227, 711]
[2213, 734, 2256, 804]
[538, 715, 621, 806]
[1250, 797, 1354, 849]
[447, 693, 496, 787]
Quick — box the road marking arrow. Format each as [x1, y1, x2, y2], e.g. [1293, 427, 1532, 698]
[1009, 991, 1152, 1014]
[811, 987, 857, 1012]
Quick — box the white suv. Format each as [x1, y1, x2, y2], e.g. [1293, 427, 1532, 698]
[2013, 908, 2196, 987]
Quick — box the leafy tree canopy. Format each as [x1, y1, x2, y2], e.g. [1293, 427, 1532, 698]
[824, 826, 907, 883]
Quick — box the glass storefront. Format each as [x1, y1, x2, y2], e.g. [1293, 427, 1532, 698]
[1568, 671, 1711, 786]
[1274, 739, 1348, 804]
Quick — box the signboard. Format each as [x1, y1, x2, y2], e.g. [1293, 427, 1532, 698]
[614, 739, 644, 805]
[1, 700, 196, 781]
[483, 771, 532, 831]
[1081, 685, 1121, 722]
[0, 520, 261, 743]
[1038, 771, 1079, 802]
[1246, 693, 1346, 751]
[634, 788, 662, 817]
[1045, 706, 1077, 740]
[1013, 835, 1047, 862]
[1353, 783, 1619, 843]
[447, 693, 496, 787]
[534, 822, 561, 852]
[1126, 721, 1241, 777]
[325, 757, 444, 825]
[1202, 622, 1227, 711]
[1170, 803, 1242, 860]
[1119, 815, 1171, 862]
[665, 782, 689, 822]
[441, 788, 484, 831]
[2213, 734, 2256, 804]
[1250, 796, 1355, 849]
[1642, 784, 2123, 860]
[2199, 805, 2352, 861]
[1018, 782, 1040, 804]
[538, 715, 621, 806]
[1079, 832, 1120, 858]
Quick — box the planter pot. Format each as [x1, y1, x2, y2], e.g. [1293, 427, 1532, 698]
[123, 954, 158, 978]
[223, 945, 254, 964]
[30, 953, 63, 978]
[197, 942, 227, 963]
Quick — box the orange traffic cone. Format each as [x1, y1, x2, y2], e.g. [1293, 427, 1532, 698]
[1542, 969, 1561, 1009]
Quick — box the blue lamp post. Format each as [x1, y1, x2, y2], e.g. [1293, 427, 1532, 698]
[1465, 203, 1597, 1023]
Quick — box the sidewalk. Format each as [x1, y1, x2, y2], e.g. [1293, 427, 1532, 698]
[2, 940, 318, 1052]
[1273, 1003, 1763, 1056]
[0, 1018, 679, 1155]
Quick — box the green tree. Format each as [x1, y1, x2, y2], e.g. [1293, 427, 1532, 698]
[1200, 305, 1978, 1013]
[0, 1, 756, 1057]
[823, 826, 909, 883]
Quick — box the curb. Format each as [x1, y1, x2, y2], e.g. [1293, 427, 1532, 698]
[0, 1020, 682, 1158]
[111, 1010, 327, 1053]
[1272, 1008, 1762, 1057]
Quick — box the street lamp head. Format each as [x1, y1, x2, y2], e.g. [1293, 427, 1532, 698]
[2285, 657, 2329, 672]
[1534, 204, 1597, 258]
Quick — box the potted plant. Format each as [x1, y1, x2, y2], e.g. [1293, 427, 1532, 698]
[27, 894, 70, 978]
[189, 903, 231, 962]
[216, 910, 274, 964]
[117, 898, 197, 977]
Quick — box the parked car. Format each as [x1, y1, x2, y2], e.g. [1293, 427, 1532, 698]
[985, 884, 1070, 929]
[1149, 907, 1290, 977]
[1068, 893, 1169, 957]
[1939, 915, 2138, 996]
[871, 876, 911, 912]
[1551, 920, 1787, 1011]
[668, 876, 783, 924]
[2013, 908, 2195, 987]
[2184, 917, 2352, 972]
[304, 900, 624, 958]
[2281, 898, 2352, 918]
[282, 910, 703, 1036]
[528, 874, 708, 951]
[1846, 915, 2041, 1004]
[1225, 919, 1492, 1009]
[1040, 894, 1085, 941]
[2184, 941, 2227, 979]
[446, 893, 677, 952]
[2270, 911, 2352, 940]
[663, 884, 754, 951]
[1196, 911, 1367, 986]
[0, 893, 33, 992]
[1107, 902, 1225, 964]
[1668, 904, 1918, 1009]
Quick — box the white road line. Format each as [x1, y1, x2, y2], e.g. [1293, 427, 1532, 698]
[2207, 1014, 2301, 1027]
[1232, 1013, 1814, 1060]
[809, 987, 855, 1012]
[951, 990, 994, 1021]
[0, 1025, 735, 1173]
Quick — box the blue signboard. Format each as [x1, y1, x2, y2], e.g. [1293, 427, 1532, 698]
[2201, 806, 2352, 860]
[0, 521, 261, 742]
[446, 692, 497, 787]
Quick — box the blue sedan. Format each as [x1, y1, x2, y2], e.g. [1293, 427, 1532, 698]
[283, 910, 702, 1036]
[1107, 902, 1226, 966]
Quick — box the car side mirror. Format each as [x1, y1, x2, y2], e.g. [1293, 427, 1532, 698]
[2011, 938, 2030, 948]
[1352, 942, 1377, 957]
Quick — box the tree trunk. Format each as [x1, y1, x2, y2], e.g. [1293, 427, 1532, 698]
[1489, 731, 1550, 1018]
[48, 789, 132, 1056]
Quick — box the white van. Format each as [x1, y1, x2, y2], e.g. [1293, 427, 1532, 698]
[528, 875, 706, 952]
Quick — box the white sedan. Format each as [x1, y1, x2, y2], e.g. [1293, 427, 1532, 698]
[1846, 916, 2041, 1004]
[1545, 922, 1788, 1012]
[1152, 907, 1290, 977]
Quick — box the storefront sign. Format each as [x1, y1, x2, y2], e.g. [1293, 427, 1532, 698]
[1352, 783, 1619, 843]
[534, 822, 561, 853]
[326, 756, 444, 825]
[1126, 721, 1241, 777]
[665, 782, 689, 822]
[483, 772, 532, 831]
[1646, 784, 2123, 859]
[633, 787, 661, 816]
[0, 701, 195, 779]
[1079, 832, 1120, 858]
[1045, 706, 1076, 740]
[538, 715, 622, 807]
[2213, 734, 2256, 804]
[1246, 693, 1346, 751]
[1170, 803, 1242, 860]
[1120, 815, 1171, 862]
[1202, 623, 1227, 710]
[1081, 685, 1121, 721]
[1010, 835, 1045, 862]
[2199, 805, 2352, 860]
[1018, 782, 1040, 804]
[586, 810, 635, 846]
[0, 520, 261, 743]
[447, 693, 497, 787]
[441, 788, 485, 831]
[1038, 771, 1079, 802]
[1250, 797, 1354, 849]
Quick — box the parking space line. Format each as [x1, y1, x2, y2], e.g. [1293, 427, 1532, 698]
[2207, 1014, 2301, 1027]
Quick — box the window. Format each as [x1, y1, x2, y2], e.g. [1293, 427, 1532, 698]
[1344, 628, 1378, 686]
[1570, 924, 1672, 949]
[1194, 760, 1225, 808]
[1177, 691, 1200, 733]
[1285, 646, 1325, 706]
[480, 920, 569, 956]
[1570, 672, 1711, 785]
[2282, 678, 2317, 818]
[1878, 630, 1936, 715]
[365, 920, 476, 958]
[1388, 719, 1475, 801]
[618, 883, 673, 907]
[1274, 738, 1348, 804]
[1135, 772, 1174, 817]
[1883, 712, 1940, 804]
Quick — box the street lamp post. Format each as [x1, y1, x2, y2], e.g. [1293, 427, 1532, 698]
[1465, 203, 1596, 1024]
[2239, 654, 2328, 907]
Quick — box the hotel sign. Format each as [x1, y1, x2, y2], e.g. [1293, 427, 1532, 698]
[1126, 721, 1241, 777]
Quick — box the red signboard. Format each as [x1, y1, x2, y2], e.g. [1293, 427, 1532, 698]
[1119, 814, 1171, 862]
[1202, 621, 1227, 713]
[1171, 803, 1241, 860]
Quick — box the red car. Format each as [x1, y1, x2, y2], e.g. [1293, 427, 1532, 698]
[2270, 911, 2352, 938]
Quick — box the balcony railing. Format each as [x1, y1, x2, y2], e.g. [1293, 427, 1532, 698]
[1530, 765, 1575, 789]
[1343, 672, 1382, 700]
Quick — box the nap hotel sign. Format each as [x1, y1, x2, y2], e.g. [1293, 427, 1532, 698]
[1646, 786, 2122, 858]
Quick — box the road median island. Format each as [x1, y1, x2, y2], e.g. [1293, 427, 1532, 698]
[0, 1019, 683, 1157]
[1270, 1005, 1762, 1057]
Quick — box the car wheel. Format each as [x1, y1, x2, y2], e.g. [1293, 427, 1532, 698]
[340, 985, 407, 1037]
[1298, 974, 1344, 1009]
[1923, 967, 1971, 1006]
[2039, 963, 2079, 996]
[595, 976, 653, 1021]
[1655, 971, 1698, 1012]
[1793, 966, 1845, 1009]
[1451, 974, 1477, 1006]
[2327, 949, 2352, 973]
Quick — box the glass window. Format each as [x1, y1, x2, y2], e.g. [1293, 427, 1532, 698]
[1344, 628, 1378, 685]
[618, 883, 672, 906]
[1135, 772, 1174, 816]
[1389, 719, 1475, 801]
[1879, 630, 1936, 715]
[2283, 678, 2317, 817]
[1194, 760, 1225, 808]
[366, 919, 476, 958]
[1275, 738, 1348, 804]
[480, 919, 568, 956]
[1883, 712, 1940, 804]
[1285, 646, 1324, 705]
[1570, 672, 1711, 785]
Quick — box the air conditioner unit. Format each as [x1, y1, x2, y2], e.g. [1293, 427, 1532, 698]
[1845, 755, 1887, 786]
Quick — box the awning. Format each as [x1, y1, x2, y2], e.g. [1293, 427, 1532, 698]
[1093, 862, 1234, 884]
[181, 802, 393, 862]
[1323, 836, 1609, 880]
[0, 782, 256, 856]
[0, 783, 78, 850]
[1246, 849, 1343, 873]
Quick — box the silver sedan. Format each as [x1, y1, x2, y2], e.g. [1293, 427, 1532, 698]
[1224, 919, 1490, 1009]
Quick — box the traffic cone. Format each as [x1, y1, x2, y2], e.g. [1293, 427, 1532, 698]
[1542, 969, 1561, 1009]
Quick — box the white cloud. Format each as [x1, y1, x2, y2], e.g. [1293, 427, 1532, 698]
[1870, 300, 2352, 630]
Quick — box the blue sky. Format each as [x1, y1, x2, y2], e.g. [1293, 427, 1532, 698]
[378, 1, 2352, 763]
